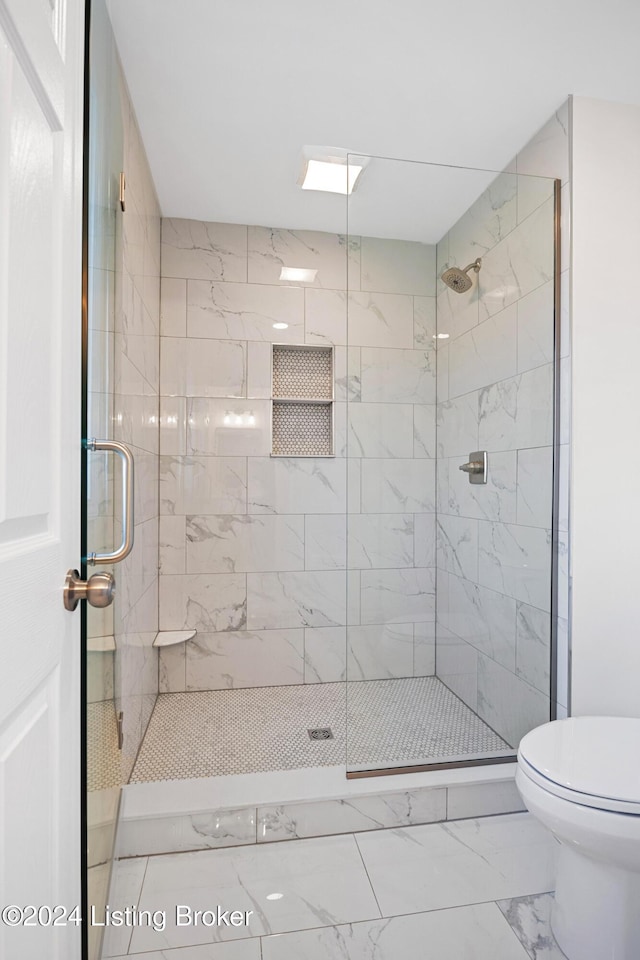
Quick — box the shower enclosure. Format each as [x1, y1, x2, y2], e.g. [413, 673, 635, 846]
[83, 8, 561, 950]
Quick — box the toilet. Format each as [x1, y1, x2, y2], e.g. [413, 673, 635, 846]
[516, 716, 640, 960]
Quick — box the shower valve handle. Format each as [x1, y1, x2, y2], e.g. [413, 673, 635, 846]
[459, 460, 484, 474]
[459, 451, 488, 485]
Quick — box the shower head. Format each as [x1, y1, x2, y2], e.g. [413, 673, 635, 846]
[441, 258, 482, 294]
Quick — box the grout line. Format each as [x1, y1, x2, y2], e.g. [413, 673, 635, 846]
[352, 832, 384, 920]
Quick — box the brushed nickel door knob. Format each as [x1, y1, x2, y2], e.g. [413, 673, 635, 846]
[63, 569, 115, 611]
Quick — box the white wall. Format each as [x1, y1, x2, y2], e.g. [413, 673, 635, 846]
[570, 97, 640, 718]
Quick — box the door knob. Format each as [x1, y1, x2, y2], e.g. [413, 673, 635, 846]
[63, 569, 115, 611]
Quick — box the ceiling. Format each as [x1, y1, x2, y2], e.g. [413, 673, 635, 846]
[107, 0, 640, 242]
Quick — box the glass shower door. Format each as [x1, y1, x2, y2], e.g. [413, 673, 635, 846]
[85, 1, 124, 956]
[345, 154, 558, 775]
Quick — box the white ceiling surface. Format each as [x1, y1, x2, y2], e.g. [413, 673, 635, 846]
[107, 0, 640, 242]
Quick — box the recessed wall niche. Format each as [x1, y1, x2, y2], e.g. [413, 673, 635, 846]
[271, 344, 334, 456]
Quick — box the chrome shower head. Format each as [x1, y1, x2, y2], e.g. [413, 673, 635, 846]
[441, 257, 482, 294]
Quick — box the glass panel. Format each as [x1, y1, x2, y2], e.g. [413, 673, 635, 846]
[345, 155, 556, 774]
[85, 1, 123, 955]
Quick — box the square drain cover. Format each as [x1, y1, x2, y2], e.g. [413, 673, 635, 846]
[308, 727, 333, 741]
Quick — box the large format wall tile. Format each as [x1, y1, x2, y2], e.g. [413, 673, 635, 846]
[304, 626, 346, 683]
[248, 226, 359, 289]
[187, 280, 304, 341]
[478, 521, 552, 611]
[478, 363, 553, 452]
[360, 347, 435, 403]
[477, 654, 550, 746]
[448, 305, 517, 399]
[361, 459, 435, 513]
[185, 515, 305, 574]
[160, 456, 247, 515]
[347, 291, 414, 348]
[348, 403, 414, 458]
[160, 337, 246, 397]
[247, 572, 347, 629]
[360, 568, 435, 624]
[360, 237, 436, 296]
[186, 630, 304, 689]
[248, 458, 346, 515]
[159, 573, 247, 632]
[161, 218, 247, 282]
[347, 623, 414, 679]
[348, 514, 414, 569]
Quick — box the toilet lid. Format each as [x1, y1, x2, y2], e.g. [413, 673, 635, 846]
[519, 717, 640, 809]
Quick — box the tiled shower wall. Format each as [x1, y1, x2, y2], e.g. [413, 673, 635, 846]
[157, 225, 437, 691]
[435, 102, 570, 744]
[112, 66, 161, 779]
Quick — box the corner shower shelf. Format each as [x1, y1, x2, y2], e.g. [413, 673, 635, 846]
[87, 635, 115, 653]
[153, 630, 197, 648]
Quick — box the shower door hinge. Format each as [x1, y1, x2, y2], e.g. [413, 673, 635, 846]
[119, 171, 126, 212]
[117, 710, 124, 750]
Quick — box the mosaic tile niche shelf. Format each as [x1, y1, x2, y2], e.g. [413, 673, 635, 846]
[271, 344, 334, 457]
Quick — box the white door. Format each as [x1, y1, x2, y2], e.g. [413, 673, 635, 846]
[0, 0, 85, 957]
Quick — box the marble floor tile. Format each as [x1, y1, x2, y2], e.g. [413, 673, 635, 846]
[355, 813, 556, 917]
[128, 835, 380, 952]
[498, 893, 567, 959]
[262, 902, 531, 960]
[118, 938, 261, 958]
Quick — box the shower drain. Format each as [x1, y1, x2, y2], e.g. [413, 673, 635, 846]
[308, 727, 334, 741]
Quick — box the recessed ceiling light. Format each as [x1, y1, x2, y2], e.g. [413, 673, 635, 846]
[433, 333, 450, 339]
[273, 322, 289, 330]
[266, 893, 284, 901]
[279, 267, 318, 283]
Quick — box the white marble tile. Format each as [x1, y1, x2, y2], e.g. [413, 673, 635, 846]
[335, 346, 361, 402]
[186, 630, 304, 689]
[160, 397, 187, 456]
[437, 393, 479, 458]
[305, 515, 347, 570]
[436, 285, 479, 342]
[161, 219, 247, 282]
[102, 856, 148, 957]
[246, 341, 272, 399]
[556, 617, 569, 711]
[347, 514, 414, 569]
[347, 623, 414, 680]
[186, 515, 304, 574]
[479, 199, 554, 321]
[559, 357, 570, 445]
[304, 626, 346, 683]
[436, 342, 449, 402]
[448, 304, 518, 399]
[159, 574, 247, 632]
[437, 515, 478, 581]
[128, 834, 380, 951]
[447, 780, 525, 819]
[247, 571, 346, 629]
[161, 277, 187, 337]
[478, 521, 551, 611]
[113, 935, 260, 960]
[360, 237, 435, 296]
[435, 623, 479, 710]
[186, 399, 271, 457]
[159, 643, 186, 693]
[305, 288, 347, 345]
[360, 568, 435, 625]
[414, 514, 436, 569]
[477, 654, 550, 747]
[414, 295, 437, 346]
[248, 226, 358, 289]
[498, 892, 566, 960]
[413, 403, 436, 458]
[347, 570, 361, 626]
[119, 809, 257, 859]
[441, 573, 517, 671]
[248, 458, 346, 515]
[557, 444, 569, 533]
[478, 364, 553, 453]
[516, 602, 551, 695]
[187, 280, 304, 342]
[160, 456, 247, 515]
[261, 902, 534, 960]
[347, 458, 361, 513]
[449, 171, 518, 268]
[436, 233, 450, 294]
[361, 459, 435, 514]
[257, 786, 445, 843]
[356, 813, 555, 918]
[517, 447, 553, 528]
[158, 516, 186, 573]
[347, 402, 414, 458]
[347, 291, 414, 348]
[360, 347, 435, 404]
[517, 280, 555, 374]
[161, 338, 246, 398]
[414, 622, 435, 675]
[447, 450, 518, 523]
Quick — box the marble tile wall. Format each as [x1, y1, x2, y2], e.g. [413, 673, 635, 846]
[158, 223, 437, 691]
[435, 101, 570, 743]
[112, 66, 161, 780]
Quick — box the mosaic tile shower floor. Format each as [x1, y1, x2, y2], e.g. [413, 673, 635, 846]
[130, 677, 510, 782]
